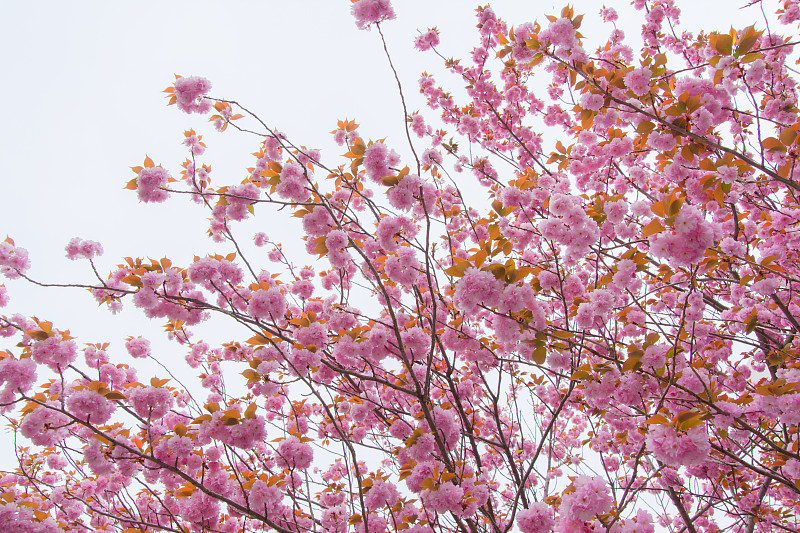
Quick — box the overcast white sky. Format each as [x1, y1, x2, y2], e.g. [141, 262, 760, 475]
[0, 0, 757, 319]
[0, 0, 759, 460]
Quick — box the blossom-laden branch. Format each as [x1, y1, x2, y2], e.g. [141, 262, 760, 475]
[3, 1, 800, 533]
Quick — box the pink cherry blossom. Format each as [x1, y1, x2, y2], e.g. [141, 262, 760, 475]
[6, 3, 800, 532]
[559, 475, 613, 521]
[646, 425, 711, 466]
[0, 356, 36, 400]
[173, 75, 212, 114]
[136, 166, 170, 203]
[0, 241, 31, 279]
[624, 67, 652, 96]
[129, 385, 174, 420]
[453, 268, 503, 315]
[364, 479, 400, 509]
[517, 502, 555, 533]
[31, 336, 77, 371]
[276, 435, 314, 470]
[414, 29, 440, 51]
[65, 237, 104, 261]
[19, 403, 71, 446]
[363, 142, 400, 182]
[540, 17, 577, 48]
[125, 337, 151, 359]
[248, 288, 286, 322]
[351, 0, 395, 29]
[66, 389, 115, 424]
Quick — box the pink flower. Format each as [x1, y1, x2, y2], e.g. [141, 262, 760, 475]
[615, 509, 655, 533]
[125, 337, 151, 359]
[559, 475, 613, 521]
[326, 230, 349, 250]
[248, 288, 287, 322]
[364, 479, 400, 509]
[66, 389, 115, 424]
[0, 356, 37, 400]
[65, 237, 104, 261]
[322, 505, 347, 533]
[187, 256, 243, 289]
[296, 322, 328, 347]
[248, 479, 284, 516]
[173, 75, 212, 114]
[20, 403, 71, 446]
[276, 435, 314, 469]
[646, 425, 710, 466]
[784, 459, 800, 480]
[624, 67, 652, 96]
[778, 1, 800, 23]
[0, 241, 31, 279]
[410, 113, 431, 137]
[414, 29, 440, 51]
[649, 206, 715, 267]
[384, 247, 421, 286]
[83, 345, 109, 368]
[178, 491, 220, 526]
[363, 142, 400, 182]
[600, 7, 619, 22]
[648, 131, 676, 151]
[377, 216, 418, 252]
[453, 268, 503, 315]
[129, 386, 174, 420]
[276, 162, 309, 203]
[498, 186, 530, 208]
[540, 17, 577, 48]
[579, 92, 605, 111]
[538, 270, 560, 291]
[421, 482, 464, 514]
[136, 166, 170, 203]
[517, 502, 555, 533]
[351, 0, 395, 29]
[225, 183, 260, 221]
[779, 394, 800, 424]
[302, 206, 335, 236]
[540, 219, 568, 241]
[291, 279, 314, 300]
[719, 236, 745, 256]
[387, 174, 424, 211]
[421, 148, 442, 166]
[333, 129, 347, 145]
[499, 283, 535, 314]
[183, 133, 206, 155]
[460, 116, 480, 140]
[31, 336, 78, 371]
[225, 416, 268, 450]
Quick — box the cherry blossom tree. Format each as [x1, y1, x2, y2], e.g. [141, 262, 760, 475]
[3, 0, 800, 532]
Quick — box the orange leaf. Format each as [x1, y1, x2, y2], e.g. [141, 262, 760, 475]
[104, 391, 127, 400]
[711, 33, 733, 55]
[645, 414, 669, 425]
[641, 219, 665, 238]
[780, 127, 798, 146]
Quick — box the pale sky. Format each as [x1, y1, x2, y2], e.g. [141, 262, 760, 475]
[0, 0, 758, 461]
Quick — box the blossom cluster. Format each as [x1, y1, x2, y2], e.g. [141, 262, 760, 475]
[172, 75, 212, 114]
[350, 0, 395, 29]
[3, 1, 800, 532]
[65, 237, 103, 261]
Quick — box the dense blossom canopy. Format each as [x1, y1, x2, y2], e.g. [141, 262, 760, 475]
[2, 0, 800, 532]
